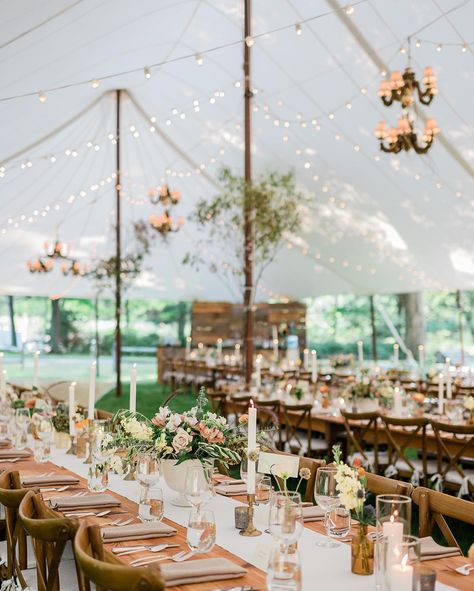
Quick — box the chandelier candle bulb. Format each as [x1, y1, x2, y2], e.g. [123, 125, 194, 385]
[418, 345, 425, 376]
[68, 382, 76, 436]
[33, 351, 40, 388]
[129, 364, 137, 413]
[303, 348, 309, 370]
[88, 361, 96, 420]
[247, 400, 257, 495]
[311, 349, 318, 383]
[393, 344, 399, 368]
[216, 338, 223, 362]
[444, 359, 452, 399]
[438, 373, 444, 415]
[357, 340, 364, 367]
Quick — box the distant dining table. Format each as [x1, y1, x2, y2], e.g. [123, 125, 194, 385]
[1, 448, 471, 591]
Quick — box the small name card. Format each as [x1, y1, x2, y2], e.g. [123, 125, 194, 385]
[257, 452, 299, 478]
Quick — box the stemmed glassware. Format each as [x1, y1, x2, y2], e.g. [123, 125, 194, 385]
[32, 414, 54, 462]
[186, 509, 216, 553]
[314, 466, 341, 548]
[268, 491, 304, 547]
[135, 454, 160, 487]
[15, 408, 30, 449]
[184, 465, 213, 510]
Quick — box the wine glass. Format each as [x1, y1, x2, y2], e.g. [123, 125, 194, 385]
[267, 543, 302, 591]
[135, 454, 160, 487]
[268, 491, 303, 546]
[187, 509, 216, 553]
[15, 408, 30, 449]
[314, 466, 340, 548]
[32, 414, 53, 462]
[139, 487, 164, 522]
[326, 506, 351, 544]
[185, 465, 213, 509]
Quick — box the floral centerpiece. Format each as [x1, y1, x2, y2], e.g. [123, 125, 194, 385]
[333, 445, 375, 575]
[330, 353, 354, 368]
[464, 395, 474, 424]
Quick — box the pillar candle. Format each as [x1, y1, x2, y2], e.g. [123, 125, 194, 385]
[185, 336, 191, 357]
[393, 386, 402, 416]
[390, 556, 413, 591]
[33, 351, 40, 388]
[216, 338, 223, 362]
[88, 361, 96, 420]
[0, 370, 6, 400]
[383, 517, 404, 548]
[129, 364, 137, 413]
[444, 358, 452, 399]
[272, 325, 278, 342]
[303, 348, 309, 370]
[437, 373, 444, 415]
[393, 344, 399, 368]
[273, 339, 279, 363]
[68, 382, 76, 436]
[357, 340, 364, 368]
[255, 355, 262, 391]
[418, 345, 425, 377]
[311, 350, 318, 384]
[247, 400, 257, 495]
[235, 343, 241, 362]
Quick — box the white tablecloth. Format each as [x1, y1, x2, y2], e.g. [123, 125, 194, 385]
[52, 449, 458, 591]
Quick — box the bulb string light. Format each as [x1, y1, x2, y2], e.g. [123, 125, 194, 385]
[0, 1, 367, 104]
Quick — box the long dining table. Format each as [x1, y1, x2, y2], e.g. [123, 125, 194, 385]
[1, 448, 471, 591]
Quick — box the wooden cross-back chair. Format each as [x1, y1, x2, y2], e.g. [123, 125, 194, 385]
[0, 469, 31, 588]
[74, 523, 164, 591]
[19, 490, 86, 591]
[229, 394, 252, 424]
[268, 452, 326, 503]
[206, 389, 228, 419]
[281, 402, 327, 457]
[412, 487, 474, 553]
[340, 410, 385, 473]
[430, 420, 474, 495]
[380, 415, 431, 485]
[364, 472, 413, 497]
[256, 400, 281, 449]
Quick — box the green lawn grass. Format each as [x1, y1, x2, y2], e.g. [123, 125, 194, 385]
[98, 381, 197, 417]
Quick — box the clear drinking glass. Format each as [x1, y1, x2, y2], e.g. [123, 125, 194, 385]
[327, 506, 351, 542]
[314, 466, 340, 548]
[269, 491, 303, 546]
[15, 408, 30, 449]
[139, 486, 164, 522]
[444, 400, 463, 423]
[88, 463, 108, 493]
[267, 543, 302, 591]
[32, 414, 53, 462]
[185, 465, 213, 509]
[135, 454, 160, 487]
[187, 509, 216, 553]
[256, 475, 272, 505]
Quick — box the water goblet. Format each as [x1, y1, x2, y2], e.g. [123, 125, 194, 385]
[135, 454, 160, 487]
[185, 465, 213, 509]
[187, 509, 216, 553]
[268, 491, 303, 547]
[314, 466, 340, 548]
[139, 486, 164, 522]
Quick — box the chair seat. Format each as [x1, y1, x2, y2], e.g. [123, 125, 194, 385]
[394, 458, 438, 475]
[444, 469, 474, 485]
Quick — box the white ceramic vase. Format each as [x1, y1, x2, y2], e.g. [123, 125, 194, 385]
[161, 458, 211, 507]
[355, 398, 379, 413]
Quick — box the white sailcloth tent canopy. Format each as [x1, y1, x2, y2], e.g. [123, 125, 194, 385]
[0, 0, 473, 302]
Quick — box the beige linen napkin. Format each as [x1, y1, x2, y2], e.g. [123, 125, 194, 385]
[102, 522, 177, 543]
[49, 493, 120, 511]
[215, 483, 247, 496]
[22, 474, 79, 487]
[419, 537, 461, 561]
[0, 449, 31, 458]
[160, 557, 246, 587]
[0, 439, 11, 447]
[303, 505, 325, 522]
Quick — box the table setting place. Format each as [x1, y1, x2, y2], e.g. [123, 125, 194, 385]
[0, 389, 471, 591]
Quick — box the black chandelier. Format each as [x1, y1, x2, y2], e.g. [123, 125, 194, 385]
[148, 185, 183, 237]
[375, 62, 439, 155]
[27, 239, 87, 276]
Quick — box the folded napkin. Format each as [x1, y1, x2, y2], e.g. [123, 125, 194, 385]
[0, 439, 11, 447]
[102, 522, 177, 543]
[213, 477, 245, 486]
[303, 505, 325, 522]
[160, 557, 246, 587]
[0, 449, 31, 459]
[22, 474, 79, 487]
[419, 537, 461, 561]
[49, 493, 120, 511]
[215, 483, 247, 496]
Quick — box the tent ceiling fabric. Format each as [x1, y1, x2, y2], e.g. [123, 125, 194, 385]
[0, 0, 473, 301]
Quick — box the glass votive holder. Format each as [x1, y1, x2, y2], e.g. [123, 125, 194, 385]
[234, 506, 249, 530]
[381, 535, 420, 591]
[415, 566, 436, 591]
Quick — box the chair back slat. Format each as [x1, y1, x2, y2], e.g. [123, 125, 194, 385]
[340, 410, 380, 471]
[281, 403, 314, 456]
[380, 416, 428, 482]
[365, 473, 413, 496]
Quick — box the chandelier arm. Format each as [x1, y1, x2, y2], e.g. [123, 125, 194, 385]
[381, 96, 394, 107]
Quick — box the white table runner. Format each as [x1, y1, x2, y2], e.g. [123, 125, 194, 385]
[52, 449, 458, 591]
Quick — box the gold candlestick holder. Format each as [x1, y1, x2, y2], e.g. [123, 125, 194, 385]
[66, 433, 77, 455]
[239, 494, 262, 537]
[84, 421, 94, 464]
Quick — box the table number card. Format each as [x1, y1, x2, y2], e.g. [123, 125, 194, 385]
[257, 452, 299, 477]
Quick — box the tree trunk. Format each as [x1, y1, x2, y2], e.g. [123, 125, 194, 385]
[50, 298, 62, 353]
[7, 296, 17, 348]
[369, 295, 377, 362]
[177, 302, 186, 344]
[401, 292, 425, 357]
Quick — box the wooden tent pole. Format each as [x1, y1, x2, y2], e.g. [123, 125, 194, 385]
[115, 89, 122, 397]
[243, 0, 254, 387]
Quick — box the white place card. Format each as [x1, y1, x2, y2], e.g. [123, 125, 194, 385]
[257, 452, 299, 478]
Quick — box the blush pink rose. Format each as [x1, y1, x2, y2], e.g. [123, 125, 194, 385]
[172, 427, 193, 453]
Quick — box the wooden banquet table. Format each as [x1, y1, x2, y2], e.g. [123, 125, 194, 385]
[1, 450, 471, 591]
